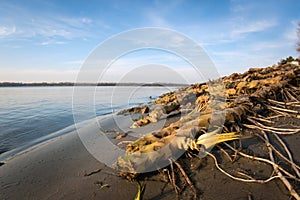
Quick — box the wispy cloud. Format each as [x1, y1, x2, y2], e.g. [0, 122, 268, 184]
[283, 21, 299, 41]
[177, 19, 277, 48]
[18, 16, 94, 39]
[56, 16, 93, 28]
[0, 2, 95, 41]
[0, 0, 299, 83]
[0, 26, 17, 37]
[227, 0, 279, 40]
[231, 20, 277, 36]
[38, 39, 67, 46]
[249, 41, 288, 51]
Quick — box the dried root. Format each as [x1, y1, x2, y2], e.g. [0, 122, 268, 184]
[115, 60, 300, 199]
[173, 160, 197, 200]
[262, 131, 300, 200]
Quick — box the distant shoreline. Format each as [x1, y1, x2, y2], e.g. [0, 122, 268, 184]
[0, 82, 188, 87]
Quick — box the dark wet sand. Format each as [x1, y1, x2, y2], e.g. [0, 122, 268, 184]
[0, 114, 299, 200]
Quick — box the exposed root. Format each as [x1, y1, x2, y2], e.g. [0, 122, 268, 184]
[268, 105, 299, 115]
[223, 142, 300, 182]
[273, 133, 300, 178]
[248, 115, 275, 124]
[114, 60, 300, 199]
[254, 133, 300, 172]
[169, 159, 180, 196]
[206, 151, 280, 183]
[174, 160, 197, 200]
[262, 131, 300, 200]
[216, 144, 233, 162]
[244, 123, 300, 135]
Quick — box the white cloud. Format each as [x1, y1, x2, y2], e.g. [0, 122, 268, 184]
[37, 27, 71, 38]
[227, 1, 278, 40]
[0, 26, 16, 36]
[231, 20, 277, 36]
[0, 2, 95, 40]
[283, 21, 299, 41]
[59, 17, 92, 26]
[38, 39, 67, 46]
[249, 41, 287, 51]
[22, 16, 95, 39]
[284, 29, 298, 41]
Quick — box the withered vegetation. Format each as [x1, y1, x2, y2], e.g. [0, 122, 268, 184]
[115, 59, 300, 199]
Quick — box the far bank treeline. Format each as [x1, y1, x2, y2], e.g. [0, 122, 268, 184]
[0, 82, 188, 87]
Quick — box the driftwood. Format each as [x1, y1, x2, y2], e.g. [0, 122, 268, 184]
[115, 60, 300, 199]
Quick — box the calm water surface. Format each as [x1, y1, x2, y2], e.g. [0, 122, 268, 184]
[0, 86, 174, 161]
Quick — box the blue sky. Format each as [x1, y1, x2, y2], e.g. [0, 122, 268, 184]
[0, 0, 300, 83]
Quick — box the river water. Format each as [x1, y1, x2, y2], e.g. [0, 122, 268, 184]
[0, 86, 175, 161]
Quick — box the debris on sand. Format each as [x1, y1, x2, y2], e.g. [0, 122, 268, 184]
[115, 59, 300, 199]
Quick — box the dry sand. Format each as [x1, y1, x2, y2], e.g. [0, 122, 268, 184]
[0, 114, 299, 200]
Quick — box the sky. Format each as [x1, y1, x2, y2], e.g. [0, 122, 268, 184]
[0, 0, 300, 83]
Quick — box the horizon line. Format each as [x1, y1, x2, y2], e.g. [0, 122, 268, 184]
[0, 82, 190, 87]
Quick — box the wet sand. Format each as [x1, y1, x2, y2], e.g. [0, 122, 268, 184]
[0, 114, 299, 200]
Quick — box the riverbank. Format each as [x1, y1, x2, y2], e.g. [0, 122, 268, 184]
[0, 115, 179, 200]
[1, 61, 300, 199]
[1, 112, 299, 199]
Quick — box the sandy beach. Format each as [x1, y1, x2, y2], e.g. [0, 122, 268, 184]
[1, 113, 299, 200]
[0, 115, 178, 200]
